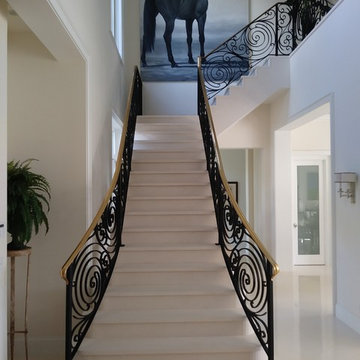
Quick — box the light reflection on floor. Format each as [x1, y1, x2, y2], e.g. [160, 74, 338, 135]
[274, 266, 360, 360]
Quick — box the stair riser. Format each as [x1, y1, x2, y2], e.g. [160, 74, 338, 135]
[78, 351, 260, 360]
[110, 271, 229, 287]
[126, 198, 214, 212]
[88, 320, 247, 339]
[134, 141, 204, 151]
[127, 185, 211, 197]
[132, 161, 206, 172]
[122, 230, 218, 246]
[100, 293, 240, 311]
[136, 124, 201, 132]
[118, 249, 222, 264]
[137, 116, 199, 124]
[123, 214, 216, 228]
[129, 172, 209, 184]
[132, 151, 205, 162]
[135, 132, 202, 141]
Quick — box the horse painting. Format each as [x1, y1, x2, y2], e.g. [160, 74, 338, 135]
[141, 0, 208, 67]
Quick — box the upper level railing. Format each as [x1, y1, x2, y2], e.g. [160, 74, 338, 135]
[60, 67, 142, 360]
[198, 58, 279, 359]
[202, 0, 333, 99]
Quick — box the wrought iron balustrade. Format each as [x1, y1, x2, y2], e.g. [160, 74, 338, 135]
[61, 67, 142, 360]
[198, 61, 279, 360]
[202, 0, 333, 100]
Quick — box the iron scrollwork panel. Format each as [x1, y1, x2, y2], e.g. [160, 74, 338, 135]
[197, 67, 273, 358]
[219, 185, 272, 353]
[67, 187, 121, 357]
[65, 68, 142, 360]
[202, 1, 333, 100]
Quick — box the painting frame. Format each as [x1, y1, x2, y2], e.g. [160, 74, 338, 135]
[228, 181, 239, 203]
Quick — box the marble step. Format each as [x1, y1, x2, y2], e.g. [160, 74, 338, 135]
[117, 244, 222, 264]
[136, 115, 199, 124]
[132, 159, 206, 171]
[126, 195, 213, 212]
[88, 308, 248, 339]
[136, 123, 201, 132]
[133, 139, 204, 151]
[111, 262, 230, 287]
[132, 149, 206, 162]
[127, 183, 211, 197]
[78, 335, 261, 360]
[129, 170, 209, 184]
[123, 210, 216, 228]
[122, 226, 218, 246]
[134, 130, 202, 141]
[100, 283, 240, 311]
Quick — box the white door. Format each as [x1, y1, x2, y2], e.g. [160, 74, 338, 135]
[293, 159, 325, 265]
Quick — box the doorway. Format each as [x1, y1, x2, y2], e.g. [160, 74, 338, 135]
[290, 107, 332, 267]
[292, 157, 329, 265]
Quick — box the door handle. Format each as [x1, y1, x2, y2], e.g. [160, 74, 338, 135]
[0, 224, 4, 228]
[293, 223, 298, 228]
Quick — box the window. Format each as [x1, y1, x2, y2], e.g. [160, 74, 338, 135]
[111, 0, 123, 57]
[112, 111, 123, 176]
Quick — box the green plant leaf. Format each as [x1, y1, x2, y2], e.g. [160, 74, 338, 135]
[7, 159, 51, 249]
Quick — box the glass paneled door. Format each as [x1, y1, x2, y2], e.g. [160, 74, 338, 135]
[293, 160, 325, 265]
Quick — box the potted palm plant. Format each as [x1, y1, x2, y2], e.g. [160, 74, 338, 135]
[287, 0, 332, 39]
[7, 159, 51, 251]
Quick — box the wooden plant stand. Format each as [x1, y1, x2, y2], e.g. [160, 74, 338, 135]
[7, 247, 31, 360]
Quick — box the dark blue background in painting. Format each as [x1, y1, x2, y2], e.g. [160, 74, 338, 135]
[140, 0, 249, 81]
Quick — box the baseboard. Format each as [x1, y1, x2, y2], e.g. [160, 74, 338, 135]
[336, 303, 360, 335]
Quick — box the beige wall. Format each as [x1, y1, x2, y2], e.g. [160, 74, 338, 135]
[0, 1, 7, 359]
[291, 116, 330, 152]
[218, 104, 271, 149]
[4, 0, 139, 356]
[7, 29, 86, 356]
[220, 149, 247, 213]
[52, 0, 126, 215]
[218, 104, 273, 251]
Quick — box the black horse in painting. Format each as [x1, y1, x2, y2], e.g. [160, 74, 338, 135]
[141, 0, 208, 67]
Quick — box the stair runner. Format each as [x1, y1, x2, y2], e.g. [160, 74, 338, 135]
[76, 115, 264, 360]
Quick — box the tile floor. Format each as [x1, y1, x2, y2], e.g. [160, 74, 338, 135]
[12, 266, 360, 359]
[274, 266, 360, 360]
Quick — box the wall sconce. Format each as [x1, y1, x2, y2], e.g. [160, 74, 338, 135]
[334, 172, 357, 203]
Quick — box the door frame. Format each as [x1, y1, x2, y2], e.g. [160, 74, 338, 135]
[292, 152, 330, 265]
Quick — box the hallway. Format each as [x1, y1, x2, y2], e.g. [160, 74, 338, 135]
[275, 266, 360, 359]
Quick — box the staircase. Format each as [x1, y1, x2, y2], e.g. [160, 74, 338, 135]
[76, 115, 265, 360]
[210, 56, 290, 134]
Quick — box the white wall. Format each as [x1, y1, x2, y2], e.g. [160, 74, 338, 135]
[123, 0, 141, 103]
[272, 0, 360, 333]
[7, 28, 86, 357]
[0, 2, 7, 359]
[250, 0, 278, 20]
[143, 82, 197, 115]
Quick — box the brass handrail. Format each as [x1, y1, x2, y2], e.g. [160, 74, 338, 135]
[61, 66, 139, 283]
[198, 57, 279, 279]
